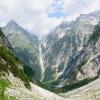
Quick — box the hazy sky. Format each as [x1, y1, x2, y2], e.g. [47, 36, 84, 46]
[0, 0, 100, 37]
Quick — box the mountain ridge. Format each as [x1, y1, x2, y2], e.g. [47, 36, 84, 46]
[2, 20, 43, 80]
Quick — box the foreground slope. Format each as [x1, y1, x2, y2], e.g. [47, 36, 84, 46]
[6, 72, 66, 100]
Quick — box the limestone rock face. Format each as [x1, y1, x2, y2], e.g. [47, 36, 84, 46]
[40, 11, 100, 83]
[59, 22, 100, 86]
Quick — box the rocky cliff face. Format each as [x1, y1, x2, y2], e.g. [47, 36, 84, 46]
[60, 22, 100, 81]
[40, 11, 100, 85]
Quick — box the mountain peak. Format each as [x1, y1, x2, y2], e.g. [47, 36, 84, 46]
[6, 20, 19, 27]
[89, 10, 100, 16]
[79, 10, 100, 18]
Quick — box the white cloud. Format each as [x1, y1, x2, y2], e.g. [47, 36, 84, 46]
[62, 0, 100, 15]
[0, 0, 100, 37]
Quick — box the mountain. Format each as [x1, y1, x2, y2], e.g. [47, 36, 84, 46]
[60, 22, 100, 80]
[2, 11, 100, 87]
[1, 11, 100, 100]
[0, 28, 31, 99]
[59, 23, 100, 98]
[3, 11, 100, 86]
[0, 28, 31, 87]
[40, 11, 100, 85]
[2, 20, 43, 80]
[0, 28, 66, 100]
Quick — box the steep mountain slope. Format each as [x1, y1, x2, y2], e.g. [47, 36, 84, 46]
[0, 28, 32, 86]
[2, 21, 43, 80]
[0, 26, 66, 100]
[41, 11, 100, 84]
[0, 28, 32, 98]
[59, 22, 100, 85]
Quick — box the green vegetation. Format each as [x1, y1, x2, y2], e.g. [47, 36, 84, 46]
[97, 69, 100, 77]
[0, 46, 30, 89]
[0, 79, 16, 100]
[3, 25, 42, 80]
[88, 23, 100, 44]
[36, 80, 50, 90]
[0, 29, 3, 36]
[36, 80, 54, 91]
[70, 60, 88, 82]
[43, 67, 57, 82]
[14, 47, 42, 81]
[58, 62, 65, 72]
[52, 77, 97, 93]
[0, 79, 10, 100]
[0, 96, 16, 100]
[0, 62, 8, 73]
[23, 65, 35, 81]
[77, 60, 87, 68]
[36, 76, 97, 94]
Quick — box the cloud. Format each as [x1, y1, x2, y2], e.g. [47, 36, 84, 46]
[62, 0, 100, 15]
[0, 0, 100, 37]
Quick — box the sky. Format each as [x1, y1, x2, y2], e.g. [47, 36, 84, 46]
[0, 0, 100, 37]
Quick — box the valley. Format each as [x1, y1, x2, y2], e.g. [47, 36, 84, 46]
[0, 10, 100, 100]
